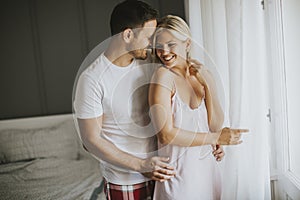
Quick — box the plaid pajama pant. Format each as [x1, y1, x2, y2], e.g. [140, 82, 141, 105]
[104, 179, 155, 200]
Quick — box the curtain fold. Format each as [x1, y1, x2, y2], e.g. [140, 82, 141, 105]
[185, 0, 271, 199]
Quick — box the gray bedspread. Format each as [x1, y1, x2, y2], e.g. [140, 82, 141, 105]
[0, 157, 104, 200]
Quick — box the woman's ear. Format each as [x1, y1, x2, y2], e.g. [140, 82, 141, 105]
[123, 28, 134, 43]
[186, 39, 191, 51]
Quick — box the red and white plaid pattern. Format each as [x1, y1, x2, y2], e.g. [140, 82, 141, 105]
[104, 179, 155, 200]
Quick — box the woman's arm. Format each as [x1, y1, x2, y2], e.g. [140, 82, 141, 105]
[149, 67, 219, 147]
[193, 66, 224, 132]
[149, 67, 246, 147]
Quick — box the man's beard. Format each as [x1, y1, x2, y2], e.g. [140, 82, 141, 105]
[130, 49, 149, 60]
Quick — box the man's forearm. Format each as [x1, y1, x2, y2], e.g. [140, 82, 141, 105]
[77, 117, 175, 180]
[82, 136, 143, 172]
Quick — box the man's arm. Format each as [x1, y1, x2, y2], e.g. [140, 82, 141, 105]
[77, 116, 175, 181]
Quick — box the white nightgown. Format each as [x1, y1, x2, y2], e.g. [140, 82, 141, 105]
[153, 91, 221, 200]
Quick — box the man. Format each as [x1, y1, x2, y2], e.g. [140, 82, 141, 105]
[73, 1, 175, 199]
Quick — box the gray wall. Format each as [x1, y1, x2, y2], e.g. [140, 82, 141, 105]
[0, 0, 185, 119]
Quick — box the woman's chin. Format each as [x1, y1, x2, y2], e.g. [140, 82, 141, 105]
[161, 60, 175, 68]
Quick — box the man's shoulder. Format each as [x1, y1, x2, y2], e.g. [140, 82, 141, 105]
[80, 54, 109, 80]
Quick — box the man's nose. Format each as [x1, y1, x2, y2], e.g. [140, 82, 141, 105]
[146, 44, 152, 50]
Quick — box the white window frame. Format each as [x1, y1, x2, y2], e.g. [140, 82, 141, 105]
[265, 0, 300, 199]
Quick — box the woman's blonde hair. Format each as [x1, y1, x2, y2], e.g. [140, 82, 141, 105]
[156, 15, 191, 41]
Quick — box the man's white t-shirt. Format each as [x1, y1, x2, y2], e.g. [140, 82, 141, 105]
[74, 53, 157, 185]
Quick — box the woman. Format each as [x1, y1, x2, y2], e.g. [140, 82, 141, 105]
[149, 15, 247, 200]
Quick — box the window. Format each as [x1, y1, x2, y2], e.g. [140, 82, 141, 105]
[266, 0, 300, 199]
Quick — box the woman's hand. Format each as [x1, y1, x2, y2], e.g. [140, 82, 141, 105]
[189, 64, 207, 87]
[217, 127, 249, 145]
[212, 144, 225, 162]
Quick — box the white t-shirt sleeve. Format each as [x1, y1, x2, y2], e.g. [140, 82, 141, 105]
[73, 73, 103, 119]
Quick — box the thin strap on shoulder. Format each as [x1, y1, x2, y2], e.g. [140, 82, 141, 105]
[171, 80, 176, 95]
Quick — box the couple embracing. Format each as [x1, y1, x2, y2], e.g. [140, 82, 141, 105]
[74, 1, 247, 200]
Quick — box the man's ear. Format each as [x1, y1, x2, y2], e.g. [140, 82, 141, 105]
[123, 28, 134, 43]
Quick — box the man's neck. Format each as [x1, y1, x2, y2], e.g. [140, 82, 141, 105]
[104, 39, 134, 67]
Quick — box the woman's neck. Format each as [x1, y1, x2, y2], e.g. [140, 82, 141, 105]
[170, 64, 189, 78]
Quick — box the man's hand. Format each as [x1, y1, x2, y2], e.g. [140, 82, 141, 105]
[212, 144, 225, 162]
[139, 156, 175, 182]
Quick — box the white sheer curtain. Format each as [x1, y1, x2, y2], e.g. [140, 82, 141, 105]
[185, 0, 271, 199]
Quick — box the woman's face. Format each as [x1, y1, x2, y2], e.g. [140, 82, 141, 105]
[155, 30, 188, 68]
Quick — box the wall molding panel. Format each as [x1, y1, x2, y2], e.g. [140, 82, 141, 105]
[0, 0, 184, 120]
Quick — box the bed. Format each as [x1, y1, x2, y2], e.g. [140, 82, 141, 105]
[0, 114, 105, 200]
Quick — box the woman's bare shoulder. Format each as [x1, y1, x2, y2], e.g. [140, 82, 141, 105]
[153, 66, 175, 81]
[151, 66, 175, 91]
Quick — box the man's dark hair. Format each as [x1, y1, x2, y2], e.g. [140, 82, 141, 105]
[110, 0, 159, 35]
